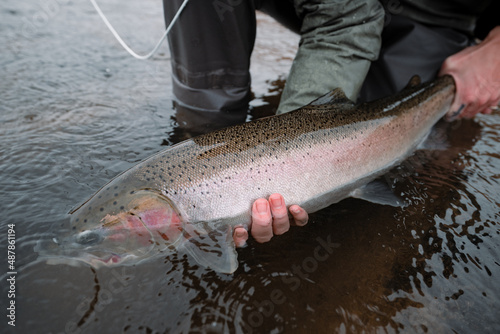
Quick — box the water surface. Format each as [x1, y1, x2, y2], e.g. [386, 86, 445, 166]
[1, 1, 499, 333]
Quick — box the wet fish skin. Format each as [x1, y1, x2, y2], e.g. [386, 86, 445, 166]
[42, 75, 455, 273]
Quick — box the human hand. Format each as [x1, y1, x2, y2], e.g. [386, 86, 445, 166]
[233, 193, 309, 247]
[439, 26, 500, 120]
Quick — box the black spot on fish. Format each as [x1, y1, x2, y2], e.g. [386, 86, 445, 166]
[100, 208, 104, 212]
[113, 201, 117, 205]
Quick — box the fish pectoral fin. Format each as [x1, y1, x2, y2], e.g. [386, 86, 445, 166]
[181, 225, 238, 274]
[350, 179, 407, 208]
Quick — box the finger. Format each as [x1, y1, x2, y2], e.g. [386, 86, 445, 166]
[289, 205, 309, 226]
[484, 97, 500, 115]
[233, 227, 248, 248]
[489, 99, 500, 114]
[445, 103, 465, 121]
[251, 198, 273, 243]
[458, 104, 474, 119]
[460, 100, 482, 119]
[448, 92, 463, 116]
[474, 103, 494, 117]
[466, 90, 493, 118]
[268, 193, 290, 235]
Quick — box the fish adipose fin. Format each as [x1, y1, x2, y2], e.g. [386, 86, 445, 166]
[308, 88, 354, 106]
[181, 224, 238, 274]
[350, 179, 407, 207]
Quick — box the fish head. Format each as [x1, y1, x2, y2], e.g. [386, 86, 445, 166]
[37, 181, 185, 268]
[37, 168, 239, 273]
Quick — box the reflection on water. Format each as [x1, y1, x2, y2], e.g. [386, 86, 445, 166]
[1, 1, 499, 333]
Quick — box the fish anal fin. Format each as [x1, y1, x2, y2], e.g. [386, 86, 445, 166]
[350, 179, 407, 208]
[181, 224, 238, 274]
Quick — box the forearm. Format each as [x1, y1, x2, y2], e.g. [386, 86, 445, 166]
[277, 0, 385, 113]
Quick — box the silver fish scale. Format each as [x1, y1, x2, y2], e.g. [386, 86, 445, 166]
[127, 76, 456, 227]
[131, 111, 356, 225]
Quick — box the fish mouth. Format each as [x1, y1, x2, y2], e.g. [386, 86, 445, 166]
[35, 235, 134, 268]
[45, 251, 127, 268]
[34, 238, 143, 269]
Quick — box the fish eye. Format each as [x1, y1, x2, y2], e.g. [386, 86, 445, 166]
[76, 230, 103, 246]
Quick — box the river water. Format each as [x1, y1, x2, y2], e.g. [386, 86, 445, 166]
[1, 1, 499, 333]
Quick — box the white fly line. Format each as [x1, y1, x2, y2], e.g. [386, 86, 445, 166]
[89, 0, 189, 60]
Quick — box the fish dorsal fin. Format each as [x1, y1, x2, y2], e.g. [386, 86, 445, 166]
[405, 75, 421, 89]
[181, 224, 238, 274]
[308, 88, 354, 106]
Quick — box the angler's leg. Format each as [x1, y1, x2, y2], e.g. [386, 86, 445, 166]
[277, 0, 385, 113]
[163, 0, 256, 112]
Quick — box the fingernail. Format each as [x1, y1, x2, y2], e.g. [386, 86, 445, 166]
[256, 200, 268, 214]
[295, 219, 308, 226]
[235, 230, 245, 238]
[290, 206, 301, 214]
[270, 195, 283, 209]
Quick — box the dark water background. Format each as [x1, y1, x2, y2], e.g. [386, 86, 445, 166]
[1, 1, 499, 333]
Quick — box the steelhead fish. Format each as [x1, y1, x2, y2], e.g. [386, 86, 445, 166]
[38, 75, 455, 273]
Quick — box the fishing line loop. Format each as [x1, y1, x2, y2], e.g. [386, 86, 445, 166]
[89, 0, 189, 60]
